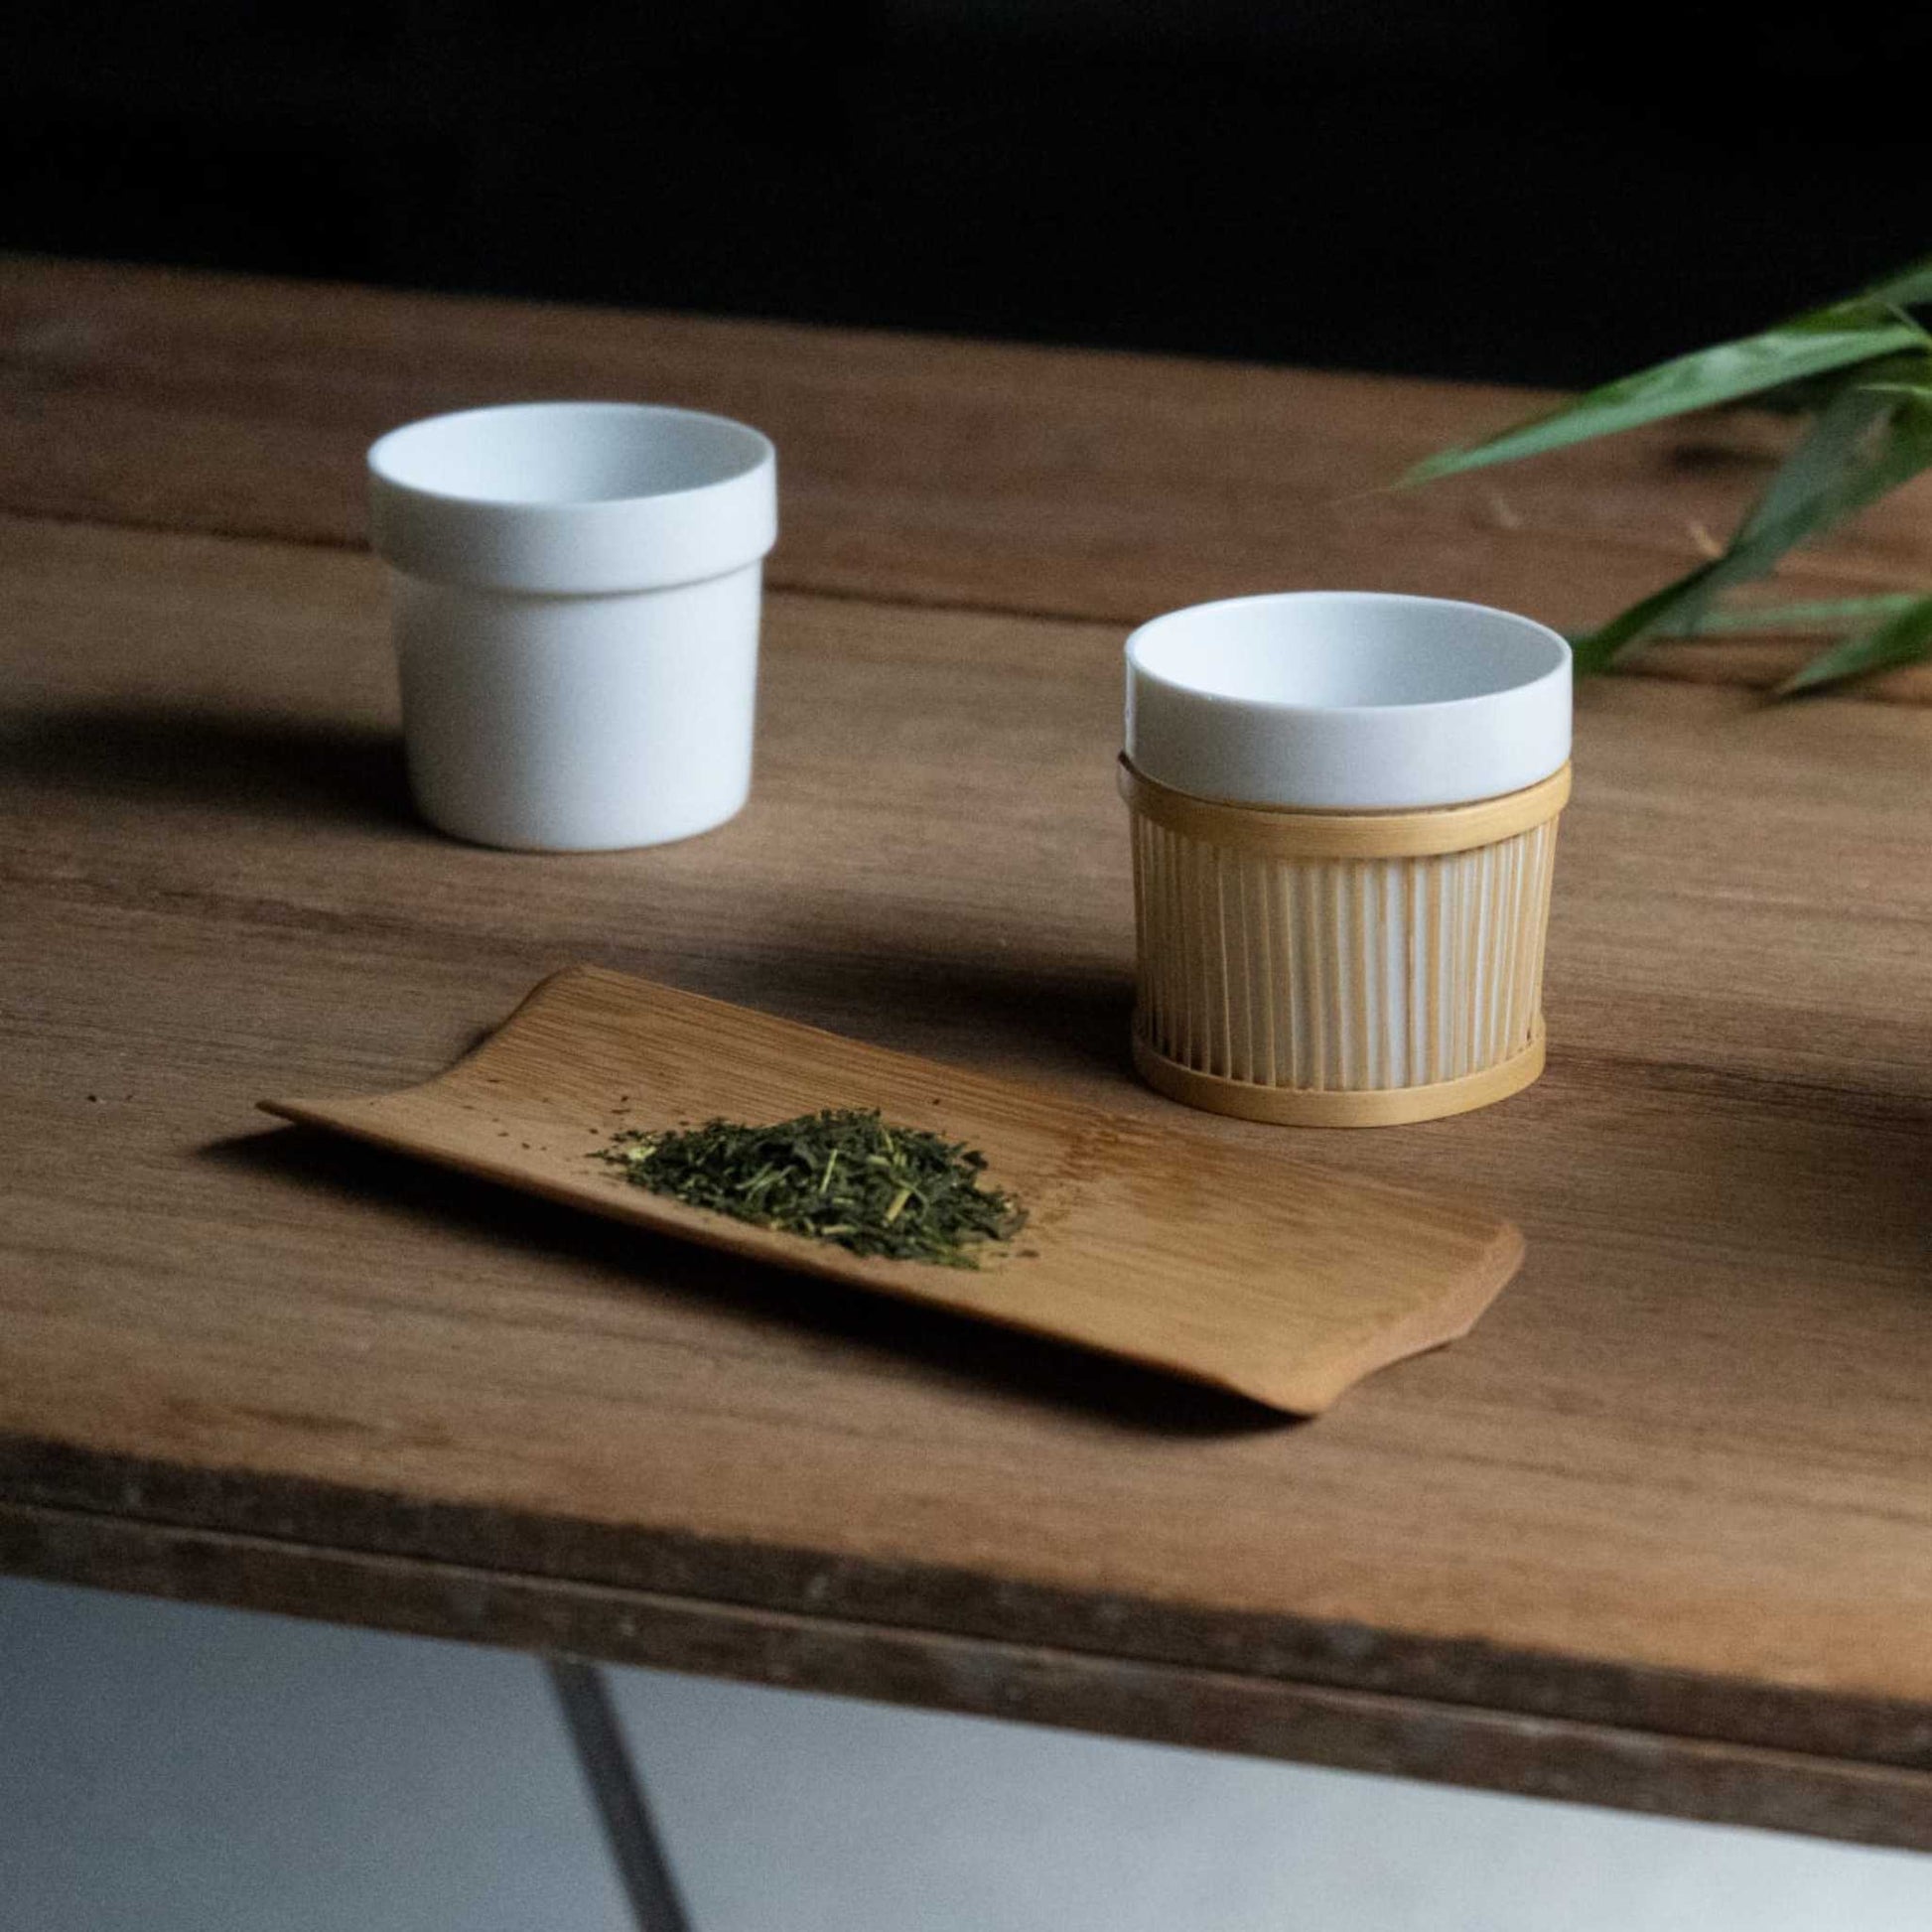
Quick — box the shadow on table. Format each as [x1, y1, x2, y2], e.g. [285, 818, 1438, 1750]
[204, 1123, 1290, 1440]
[3, 702, 414, 833]
[692, 944, 1141, 1096]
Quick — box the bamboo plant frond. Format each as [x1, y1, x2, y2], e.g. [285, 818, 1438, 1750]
[1568, 381, 1932, 672]
[1400, 299, 1930, 486]
[1639, 590, 1932, 696]
[1648, 594, 1922, 638]
[1404, 259, 1932, 694]
[1852, 253, 1932, 312]
[1566, 563, 1725, 675]
[1776, 597, 1932, 696]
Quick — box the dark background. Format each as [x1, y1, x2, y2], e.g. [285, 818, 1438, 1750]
[8, 0, 1930, 386]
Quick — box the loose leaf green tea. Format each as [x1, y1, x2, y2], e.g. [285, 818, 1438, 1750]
[596, 1108, 1029, 1268]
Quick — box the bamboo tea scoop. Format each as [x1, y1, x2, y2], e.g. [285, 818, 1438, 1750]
[262, 966, 1524, 1414]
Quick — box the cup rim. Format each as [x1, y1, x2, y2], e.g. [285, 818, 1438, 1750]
[1123, 589, 1573, 810]
[1125, 590, 1571, 718]
[366, 400, 774, 511]
[367, 400, 778, 595]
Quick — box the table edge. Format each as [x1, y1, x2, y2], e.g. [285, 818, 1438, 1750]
[5, 1434, 1930, 1808]
[7, 1489, 1931, 1853]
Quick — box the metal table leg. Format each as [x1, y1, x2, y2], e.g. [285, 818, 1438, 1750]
[547, 1656, 694, 1932]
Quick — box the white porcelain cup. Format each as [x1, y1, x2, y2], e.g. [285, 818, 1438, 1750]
[1126, 590, 1572, 810]
[368, 401, 777, 850]
[1121, 592, 1574, 1127]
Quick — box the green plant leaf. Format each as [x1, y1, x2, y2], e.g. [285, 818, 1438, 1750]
[1650, 594, 1921, 637]
[1856, 255, 1932, 310]
[1401, 299, 1927, 485]
[1727, 376, 1898, 547]
[1569, 563, 1722, 674]
[1844, 380, 1932, 399]
[1737, 387, 1932, 563]
[1777, 595, 1932, 695]
[1570, 383, 1932, 669]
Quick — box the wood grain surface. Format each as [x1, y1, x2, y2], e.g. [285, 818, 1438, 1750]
[4, 252, 1930, 700]
[7, 265, 1932, 1847]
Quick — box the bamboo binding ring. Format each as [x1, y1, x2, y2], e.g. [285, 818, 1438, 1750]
[1118, 758, 1572, 861]
[1134, 1026, 1548, 1128]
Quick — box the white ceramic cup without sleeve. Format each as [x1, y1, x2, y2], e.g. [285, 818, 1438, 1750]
[367, 401, 777, 851]
[1120, 592, 1574, 1127]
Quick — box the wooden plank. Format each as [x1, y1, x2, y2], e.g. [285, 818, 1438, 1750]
[7, 512, 1932, 1837]
[5, 254, 1930, 698]
[9, 1499, 1932, 1856]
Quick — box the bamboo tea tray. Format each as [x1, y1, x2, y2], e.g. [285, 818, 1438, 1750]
[262, 966, 1524, 1413]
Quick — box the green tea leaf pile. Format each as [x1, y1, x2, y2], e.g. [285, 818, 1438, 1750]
[597, 1108, 1027, 1268]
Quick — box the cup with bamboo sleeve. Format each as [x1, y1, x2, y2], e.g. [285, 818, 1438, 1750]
[1121, 591, 1573, 1127]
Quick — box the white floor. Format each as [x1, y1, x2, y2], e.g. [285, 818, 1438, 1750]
[1, 1577, 1924, 1931]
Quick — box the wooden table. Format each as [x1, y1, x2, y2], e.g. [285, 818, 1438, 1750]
[7, 255, 1932, 1853]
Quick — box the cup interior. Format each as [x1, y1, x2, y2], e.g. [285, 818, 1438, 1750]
[368, 402, 770, 507]
[1129, 593, 1567, 710]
